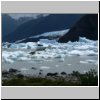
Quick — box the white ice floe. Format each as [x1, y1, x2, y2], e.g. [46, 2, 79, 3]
[40, 66, 50, 69]
[55, 65, 59, 67]
[2, 37, 98, 64]
[17, 57, 31, 61]
[5, 42, 38, 50]
[2, 51, 30, 63]
[68, 50, 97, 56]
[20, 68, 29, 71]
[85, 60, 97, 63]
[38, 39, 58, 47]
[67, 64, 71, 66]
[80, 60, 97, 64]
[80, 61, 88, 64]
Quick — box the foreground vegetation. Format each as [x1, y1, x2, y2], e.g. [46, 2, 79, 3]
[2, 69, 98, 86]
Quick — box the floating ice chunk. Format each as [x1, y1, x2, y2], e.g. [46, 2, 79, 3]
[2, 51, 30, 63]
[17, 57, 31, 61]
[38, 39, 58, 47]
[40, 66, 50, 69]
[9, 42, 38, 49]
[55, 54, 65, 58]
[10, 43, 26, 49]
[75, 45, 92, 50]
[2, 57, 14, 63]
[80, 61, 88, 64]
[26, 42, 38, 49]
[68, 50, 97, 56]
[67, 64, 71, 66]
[55, 65, 59, 67]
[79, 37, 95, 43]
[68, 50, 84, 56]
[2, 51, 14, 63]
[85, 60, 97, 63]
[80, 60, 98, 65]
[2, 42, 11, 49]
[21, 68, 29, 71]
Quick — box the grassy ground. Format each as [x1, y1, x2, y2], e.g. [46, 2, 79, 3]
[2, 69, 98, 86]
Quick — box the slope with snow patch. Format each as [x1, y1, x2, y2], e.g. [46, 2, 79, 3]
[15, 29, 69, 43]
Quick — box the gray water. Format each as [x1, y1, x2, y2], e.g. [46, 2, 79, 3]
[2, 54, 98, 76]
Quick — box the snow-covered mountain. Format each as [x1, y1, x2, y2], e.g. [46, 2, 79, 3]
[3, 14, 84, 42]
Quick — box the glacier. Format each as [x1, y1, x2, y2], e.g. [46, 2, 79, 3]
[15, 29, 69, 43]
[32, 29, 69, 38]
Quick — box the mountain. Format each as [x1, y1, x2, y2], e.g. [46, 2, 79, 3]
[3, 14, 84, 42]
[2, 14, 18, 38]
[17, 17, 34, 25]
[58, 14, 98, 43]
[2, 14, 34, 39]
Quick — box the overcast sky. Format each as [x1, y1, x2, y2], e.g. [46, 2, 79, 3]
[8, 13, 49, 20]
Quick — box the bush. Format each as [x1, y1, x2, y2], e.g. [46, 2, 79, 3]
[80, 69, 98, 86]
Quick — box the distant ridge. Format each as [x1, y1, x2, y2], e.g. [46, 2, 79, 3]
[3, 14, 84, 42]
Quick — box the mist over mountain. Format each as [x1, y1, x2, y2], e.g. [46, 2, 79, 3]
[3, 14, 84, 42]
[9, 13, 49, 20]
[58, 14, 98, 43]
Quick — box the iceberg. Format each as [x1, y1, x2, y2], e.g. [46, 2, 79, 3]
[2, 37, 98, 64]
